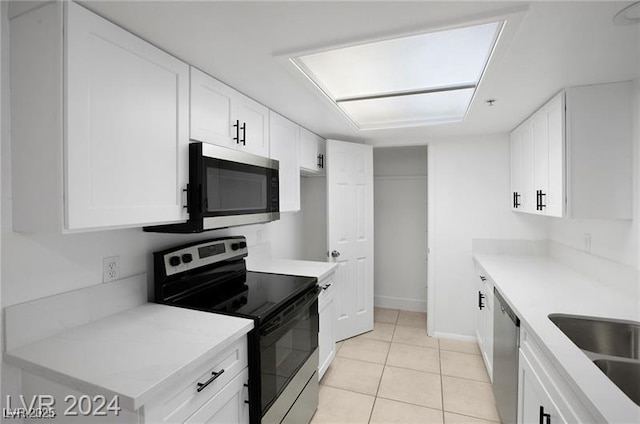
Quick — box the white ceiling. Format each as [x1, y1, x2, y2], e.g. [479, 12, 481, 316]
[81, 1, 639, 147]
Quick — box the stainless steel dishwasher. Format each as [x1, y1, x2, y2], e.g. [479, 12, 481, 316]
[493, 288, 520, 424]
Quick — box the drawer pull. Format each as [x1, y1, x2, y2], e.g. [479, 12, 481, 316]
[539, 406, 551, 424]
[196, 369, 225, 393]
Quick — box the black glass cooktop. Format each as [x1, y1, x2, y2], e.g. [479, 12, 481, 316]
[171, 271, 317, 322]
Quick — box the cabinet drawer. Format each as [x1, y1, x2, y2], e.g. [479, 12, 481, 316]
[145, 336, 248, 423]
[318, 274, 336, 305]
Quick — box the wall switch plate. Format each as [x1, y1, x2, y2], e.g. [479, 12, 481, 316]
[583, 233, 592, 252]
[103, 256, 120, 283]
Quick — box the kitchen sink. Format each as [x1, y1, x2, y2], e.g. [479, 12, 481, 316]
[548, 314, 640, 359]
[549, 314, 640, 406]
[594, 360, 640, 407]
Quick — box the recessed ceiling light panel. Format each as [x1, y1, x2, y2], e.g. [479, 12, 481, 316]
[291, 21, 504, 129]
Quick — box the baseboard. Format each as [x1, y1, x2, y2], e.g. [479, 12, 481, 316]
[374, 295, 427, 312]
[431, 332, 477, 343]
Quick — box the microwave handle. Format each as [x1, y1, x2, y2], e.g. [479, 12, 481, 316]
[182, 184, 189, 209]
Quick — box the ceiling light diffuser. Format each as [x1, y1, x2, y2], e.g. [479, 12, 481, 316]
[291, 21, 503, 130]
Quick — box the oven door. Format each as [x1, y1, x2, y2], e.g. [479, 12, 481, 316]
[196, 142, 279, 229]
[260, 290, 319, 417]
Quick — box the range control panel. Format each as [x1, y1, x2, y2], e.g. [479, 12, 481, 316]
[161, 237, 248, 277]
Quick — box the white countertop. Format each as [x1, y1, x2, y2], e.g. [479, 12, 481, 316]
[4, 303, 254, 411]
[246, 257, 337, 280]
[474, 254, 640, 424]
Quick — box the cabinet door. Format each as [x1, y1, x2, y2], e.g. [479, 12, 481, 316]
[532, 94, 564, 217]
[518, 352, 567, 424]
[545, 95, 565, 217]
[184, 368, 250, 424]
[269, 112, 300, 212]
[66, 2, 189, 229]
[318, 276, 336, 379]
[510, 128, 523, 212]
[519, 121, 536, 213]
[233, 93, 270, 157]
[532, 112, 549, 215]
[299, 127, 325, 173]
[190, 67, 235, 148]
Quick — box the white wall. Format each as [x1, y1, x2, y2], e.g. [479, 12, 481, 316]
[428, 134, 548, 338]
[373, 146, 428, 312]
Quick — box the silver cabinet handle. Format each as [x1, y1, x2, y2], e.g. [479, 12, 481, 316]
[331, 250, 340, 258]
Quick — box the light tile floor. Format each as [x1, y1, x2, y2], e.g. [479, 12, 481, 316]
[312, 308, 500, 424]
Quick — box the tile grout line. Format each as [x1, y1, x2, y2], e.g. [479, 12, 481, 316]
[438, 336, 446, 424]
[367, 319, 397, 423]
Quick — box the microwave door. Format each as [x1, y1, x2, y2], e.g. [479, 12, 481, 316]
[206, 167, 268, 214]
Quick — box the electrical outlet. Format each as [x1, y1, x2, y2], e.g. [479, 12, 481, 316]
[103, 256, 120, 283]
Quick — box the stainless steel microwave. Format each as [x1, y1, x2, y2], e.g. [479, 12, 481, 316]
[145, 142, 279, 233]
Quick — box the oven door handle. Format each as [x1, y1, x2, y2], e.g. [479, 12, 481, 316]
[260, 291, 318, 340]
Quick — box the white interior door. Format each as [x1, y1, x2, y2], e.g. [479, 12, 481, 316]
[327, 139, 374, 341]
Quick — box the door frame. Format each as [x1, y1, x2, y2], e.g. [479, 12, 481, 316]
[427, 143, 436, 337]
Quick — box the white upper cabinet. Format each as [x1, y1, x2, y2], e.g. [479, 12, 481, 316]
[299, 127, 326, 174]
[269, 111, 300, 212]
[11, 2, 189, 232]
[565, 82, 633, 219]
[531, 93, 564, 217]
[233, 92, 270, 157]
[509, 81, 632, 219]
[190, 67, 269, 157]
[190, 67, 236, 148]
[510, 123, 535, 213]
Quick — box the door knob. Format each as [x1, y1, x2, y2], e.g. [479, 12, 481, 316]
[331, 250, 340, 258]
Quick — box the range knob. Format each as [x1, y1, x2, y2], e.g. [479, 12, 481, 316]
[169, 256, 181, 267]
[182, 253, 193, 263]
[231, 241, 247, 251]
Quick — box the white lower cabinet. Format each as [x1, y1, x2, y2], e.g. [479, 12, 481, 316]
[518, 327, 598, 424]
[145, 337, 249, 423]
[18, 336, 250, 424]
[183, 368, 249, 424]
[474, 264, 494, 380]
[318, 272, 337, 379]
[518, 351, 566, 424]
[476, 274, 493, 381]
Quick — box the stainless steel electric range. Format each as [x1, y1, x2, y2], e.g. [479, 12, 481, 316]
[153, 236, 319, 424]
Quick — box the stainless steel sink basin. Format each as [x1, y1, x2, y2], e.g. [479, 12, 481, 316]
[548, 314, 640, 359]
[594, 360, 640, 407]
[549, 314, 640, 406]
